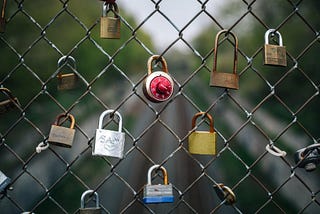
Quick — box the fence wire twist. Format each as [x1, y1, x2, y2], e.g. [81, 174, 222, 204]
[1, 0, 320, 213]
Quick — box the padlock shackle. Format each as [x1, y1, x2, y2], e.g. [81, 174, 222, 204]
[147, 55, 169, 75]
[213, 30, 238, 74]
[54, 113, 76, 129]
[147, 164, 168, 185]
[57, 55, 77, 69]
[264, 29, 283, 46]
[98, 109, 122, 132]
[0, 87, 18, 102]
[80, 190, 100, 208]
[102, 2, 119, 17]
[191, 112, 214, 133]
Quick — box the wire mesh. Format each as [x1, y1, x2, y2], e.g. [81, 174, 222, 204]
[1, 0, 320, 213]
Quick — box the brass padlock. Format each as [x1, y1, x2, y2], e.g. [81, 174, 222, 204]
[188, 112, 216, 155]
[48, 113, 76, 148]
[0, 87, 20, 114]
[79, 190, 101, 214]
[264, 29, 287, 66]
[143, 165, 174, 204]
[56, 56, 79, 90]
[0, 0, 7, 33]
[213, 183, 236, 205]
[210, 30, 239, 90]
[143, 55, 174, 102]
[100, 2, 120, 39]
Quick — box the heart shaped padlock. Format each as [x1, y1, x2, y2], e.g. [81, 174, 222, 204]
[143, 55, 174, 102]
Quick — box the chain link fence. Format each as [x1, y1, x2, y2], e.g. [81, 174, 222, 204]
[1, 0, 320, 213]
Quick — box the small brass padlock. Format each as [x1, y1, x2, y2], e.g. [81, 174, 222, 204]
[213, 183, 236, 205]
[79, 190, 101, 214]
[0, 0, 7, 33]
[143, 165, 174, 204]
[100, 2, 120, 39]
[188, 112, 216, 155]
[264, 29, 287, 66]
[93, 110, 125, 158]
[143, 55, 174, 102]
[48, 113, 76, 148]
[0, 87, 20, 114]
[56, 56, 79, 90]
[210, 30, 239, 90]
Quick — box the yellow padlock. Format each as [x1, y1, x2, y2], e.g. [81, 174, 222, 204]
[188, 112, 216, 155]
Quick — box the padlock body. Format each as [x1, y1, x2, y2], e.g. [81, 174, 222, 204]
[143, 184, 174, 204]
[188, 131, 216, 155]
[264, 44, 287, 66]
[57, 73, 78, 91]
[0, 171, 11, 193]
[0, 17, 5, 33]
[48, 125, 75, 148]
[93, 129, 125, 158]
[79, 208, 101, 214]
[100, 17, 120, 39]
[0, 98, 19, 114]
[210, 72, 239, 89]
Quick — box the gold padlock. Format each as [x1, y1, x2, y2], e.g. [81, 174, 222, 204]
[188, 112, 216, 155]
[48, 113, 76, 148]
[210, 30, 239, 90]
[100, 2, 120, 39]
[56, 56, 79, 90]
[264, 29, 287, 66]
[0, 87, 20, 114]
[0, 0, 7, 33]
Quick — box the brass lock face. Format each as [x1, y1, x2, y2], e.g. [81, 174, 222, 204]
[48, 113, 76, 148]
[264, 29, 287, 66]
[210, 30, 239, 90]
[100, 3, 120, 39]
[56, 56, 79, 91]
[0, 87, 20, 114]
[188, 112, 216, 155]
[143, 55, 174, 102]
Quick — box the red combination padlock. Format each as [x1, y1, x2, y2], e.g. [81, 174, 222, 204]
[143, 55, 174, 103]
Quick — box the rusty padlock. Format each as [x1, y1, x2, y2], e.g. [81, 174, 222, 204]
[56, 56, 79, 90]
[188, 112, 216, 155]
[79, 190, 101, 214]
[143, 165, 174, 204]
[143, 55, 174, 102]
[0, 87, 20, 114]
[0, 0, 7, 33]
[210, 30, 239, 90]
[264, 29, 287, 66]
[100, 2, 120, 39]
[48, 113, 76, 148]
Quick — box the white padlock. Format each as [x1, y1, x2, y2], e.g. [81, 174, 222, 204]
[92, 110, 125, 159]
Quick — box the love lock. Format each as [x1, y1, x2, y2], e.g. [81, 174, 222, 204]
[213, 183, 236, 205]
[79, 190, 101, 214]
[143, 55, 174, 102]
[294, 143, 320, 172]
[56, 56, 79, 91]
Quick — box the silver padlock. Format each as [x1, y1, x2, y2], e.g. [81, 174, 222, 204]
[93, 110, 125, 158]
[143, 165, 174, 204]
[0, 170, 11, 193]
[79, 190, 101, 214]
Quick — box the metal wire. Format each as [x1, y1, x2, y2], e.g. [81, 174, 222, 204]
[0, 0, 319, 213]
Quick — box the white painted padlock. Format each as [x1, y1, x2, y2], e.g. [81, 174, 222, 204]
[93, 110, 125, 158]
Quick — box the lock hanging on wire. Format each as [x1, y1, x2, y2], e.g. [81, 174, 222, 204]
[263, 29, 287, 66]
[48, 113, 76, 148]
[143, 55, 174, 102]
[79, 190, 101, 214]
[56, 56, 79, 90]
[93, 110, 125, 158]
[294, 143, 320, 172]
[210, 30, 239, 90]
[100, 2, 120, 39]
[0, 87, 21, 115]
[188, 112, 216, 155]
[143, 165, 174, 204]
[213, 183, 236, 205]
